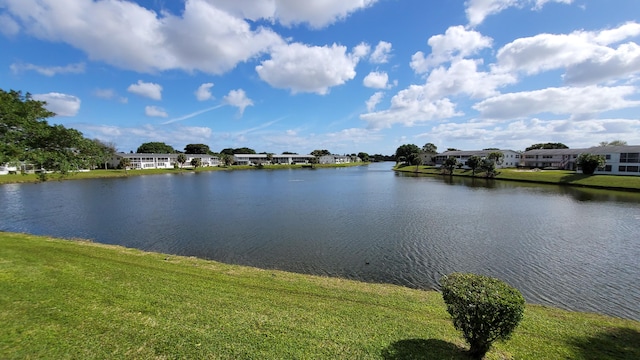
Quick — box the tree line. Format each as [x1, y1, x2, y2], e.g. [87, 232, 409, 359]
[1, 89, 116, 180]
[395, 140, 624, 175]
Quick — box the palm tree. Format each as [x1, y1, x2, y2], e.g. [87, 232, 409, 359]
[190, 157, 202, 170]
[177, 154, 187, 171]
[119, 157, 131, 175]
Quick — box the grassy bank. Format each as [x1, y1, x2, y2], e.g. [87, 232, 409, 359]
[395, 165, 640, 191]
[1, 232, 638, 359]
[0, 162, 364, 185]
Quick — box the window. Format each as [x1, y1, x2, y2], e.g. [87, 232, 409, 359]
[619, 166, 627, 172]
[627, 166, 639, 172]
[604, 165, 612, 172]
[620, 153, 640, 163]
[605, 154, 611, 160]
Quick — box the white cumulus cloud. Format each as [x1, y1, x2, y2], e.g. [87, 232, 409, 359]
[195, 83, 214, 101]
[363, 71, 390, 89]
[256, 43, 360, 94]
[145, 106, 168, 118]
[496, 22, 640, 85]
[32, 92, 81, 117]
[466, 0, 574, 27]
[128, 80, 163, 100]
[366, 92, 385, 112]
[473, 85, 640, 120]
[370, 41, 392, 64]
[223, 89, 254, 116]
[411, 25, 493, 73]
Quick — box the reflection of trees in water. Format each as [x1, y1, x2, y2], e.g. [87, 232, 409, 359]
[405, 172, 640, 203]
[559, 186, 640, 203]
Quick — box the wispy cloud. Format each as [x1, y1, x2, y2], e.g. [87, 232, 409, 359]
[10, 62, 85, 76]
[161, 105, 225, 125]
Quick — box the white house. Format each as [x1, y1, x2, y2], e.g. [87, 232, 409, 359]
[233, 154, 316, 165]
[522, 145, 640, 176]
[108, 153, 220, 169]
[318, 155, 358, 164]
[434, 149, 522, 169]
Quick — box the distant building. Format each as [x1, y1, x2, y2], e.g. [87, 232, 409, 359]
[233, 154, 316, 165]
[522, 145, 640, 176]
[108, 153, 220, 169]
[434, 149, 522, 169]
[318, 155, 358, 164]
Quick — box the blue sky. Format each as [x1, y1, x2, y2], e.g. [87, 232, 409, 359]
[1, 0, 639, 155]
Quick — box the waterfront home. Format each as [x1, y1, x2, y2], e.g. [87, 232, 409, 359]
[108, 153, 220, 169]
[522, 145, 640, 176]
[434, 149, 522, 169]
[233, 154, 316, 165]
[318, 155, 359, 164]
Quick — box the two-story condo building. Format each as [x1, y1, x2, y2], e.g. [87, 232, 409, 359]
[232, 154, 316, 165]
[108, 153, 220, 169]
[434, 149, 522, 169]
[522, 145, 640, 176]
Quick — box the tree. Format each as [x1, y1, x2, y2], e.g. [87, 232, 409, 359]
[220, 148, 235, 156]
[119, 157, 131, 175]
[441, 273, 525, 359]
[1, 89, 103, 179]
[220, 153, 233, 166]
[447, 148, 460, 151]
[479, 158, 497, 177]
[91, 139, 116, 169]
[184, 144, 210, 154]
[525, 142, 569, 151]
[576, 153, 605, 175]
[599, 140, 627, 147]
[190, 157, 202, 170]
[234, 147, 256, 154]
[311, 149, 331, 157]
[176, 153, 187, 169]
[422, 143, 437, 153]
[357, 152, 370, 162]
[407, 152, 422, 171]
[466, 155, 482, 176]
[136, 142, 175, 154]
[442, 157, 458, 174]
[488, 151, 504, 166]
[395, 144, 420, 164]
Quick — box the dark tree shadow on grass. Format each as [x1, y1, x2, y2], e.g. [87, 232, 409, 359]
[381, 339, 470, 360]
[570, 327, 640, 360]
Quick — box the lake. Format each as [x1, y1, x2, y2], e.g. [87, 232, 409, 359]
[1, 162, 639, 321]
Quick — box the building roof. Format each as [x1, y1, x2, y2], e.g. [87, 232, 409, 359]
[438, 149, 519, 157]
[523, 145, 640, 155]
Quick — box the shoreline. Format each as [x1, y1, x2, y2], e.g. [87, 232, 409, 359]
[394, 165, 640, 192]
[0, 162, 367, 185]
[2, 231, 639, 359]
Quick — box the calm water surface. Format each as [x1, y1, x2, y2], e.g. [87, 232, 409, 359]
[1, 162, 639, 320]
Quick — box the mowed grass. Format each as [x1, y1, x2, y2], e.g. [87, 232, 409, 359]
[1, 232, 639, 359]
[395, 165, 640, 191]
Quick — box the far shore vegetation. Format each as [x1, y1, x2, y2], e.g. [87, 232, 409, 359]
[1, 232, 639, 359]
[394, 164, 640, 192]
[0, 162, 364, 185]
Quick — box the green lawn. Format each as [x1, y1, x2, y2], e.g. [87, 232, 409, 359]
[395, 165, 640, 191]
[1, 232, 638, 359]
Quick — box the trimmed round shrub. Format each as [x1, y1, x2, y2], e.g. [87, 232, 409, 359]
[440, 273, 525, 359]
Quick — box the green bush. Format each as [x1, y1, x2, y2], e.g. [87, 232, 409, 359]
[440, 273, 525, 359]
